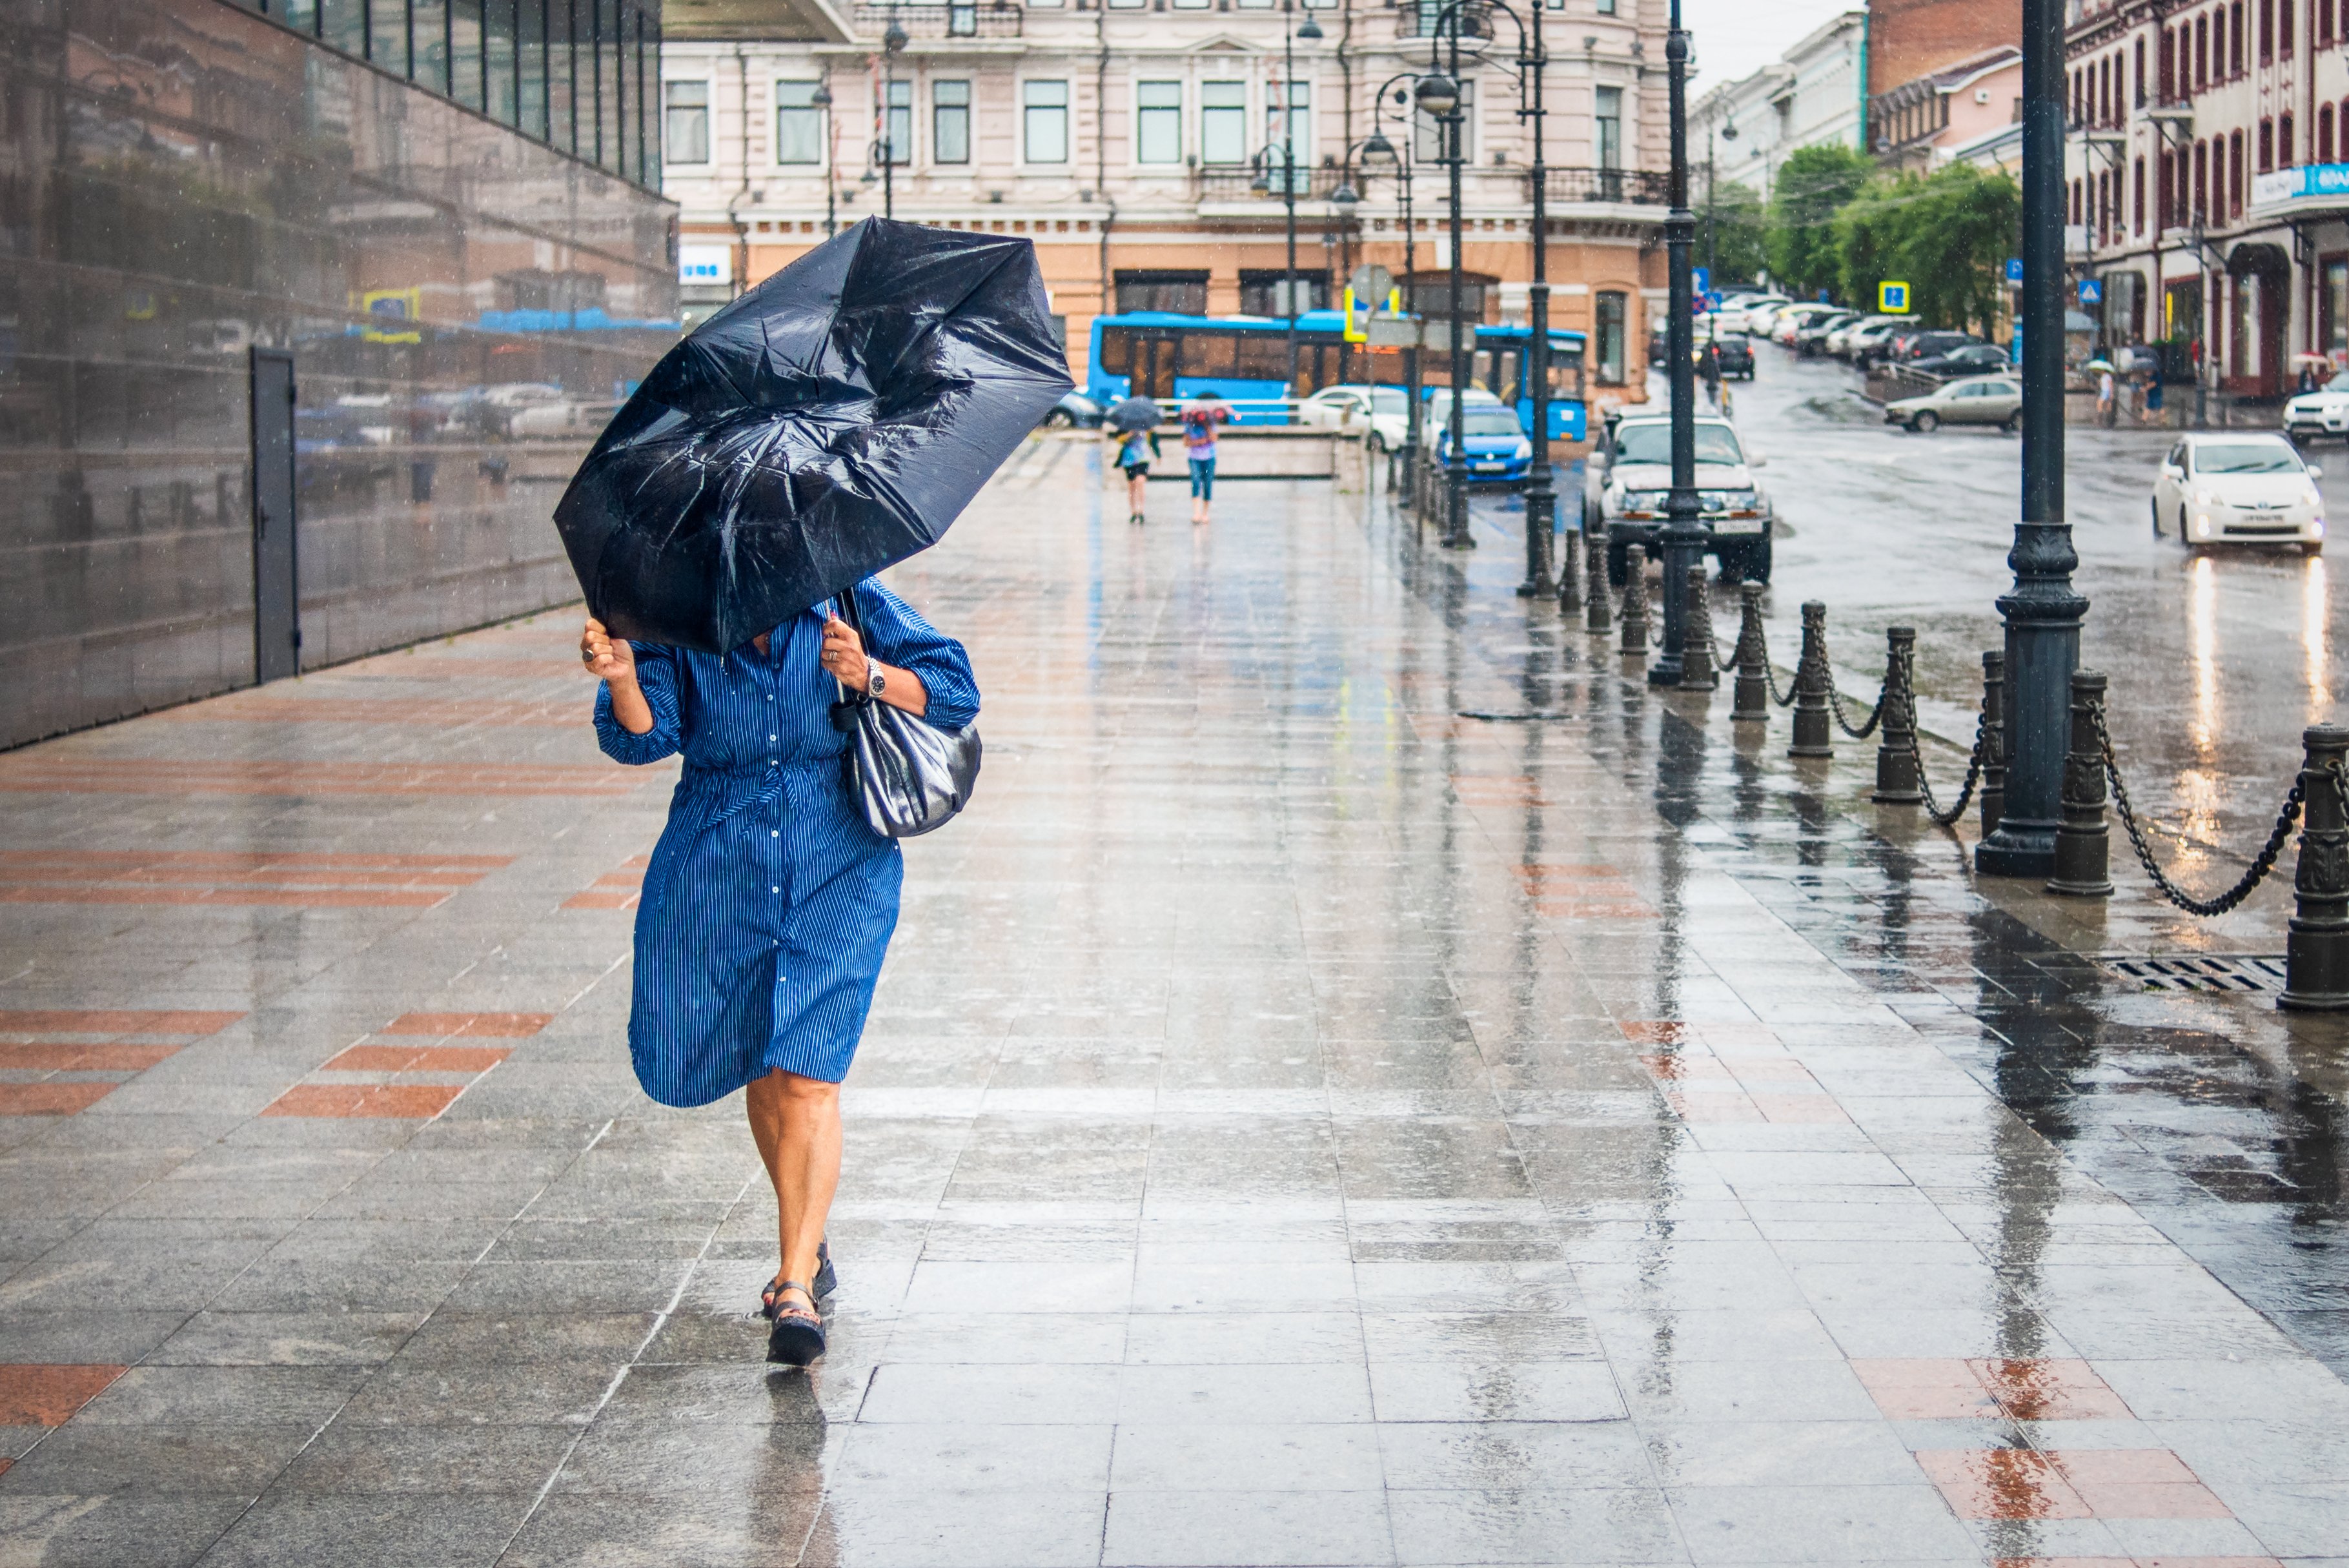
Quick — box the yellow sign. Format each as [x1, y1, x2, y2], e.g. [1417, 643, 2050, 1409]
[360, 287, 423, 344]
[1343, 287, 1403, 343]
[1877, 280, 1911, 313]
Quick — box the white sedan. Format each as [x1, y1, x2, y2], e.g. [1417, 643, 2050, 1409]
[2153, 433, 2326, 553]
[1297, 384, 1409, 450]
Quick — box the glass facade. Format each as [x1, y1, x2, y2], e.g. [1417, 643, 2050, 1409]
[0, 0, 680, 748]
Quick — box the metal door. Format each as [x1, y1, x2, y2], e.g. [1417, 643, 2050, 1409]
[249, 347, 300, 684]
[1137, 336, 1178, 398]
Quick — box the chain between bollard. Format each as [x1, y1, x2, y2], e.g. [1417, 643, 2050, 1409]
[1906, 705, 1990, 830]
[2090, 700, 2321, 917]
[1822, 664, 1886, 740]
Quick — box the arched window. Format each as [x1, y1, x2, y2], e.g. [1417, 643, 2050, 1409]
[2282, 112, 2295, 165]
[2259, 116, 2275, 172]
[2160, 28, 2176, 100]
[2194, 139, 2208, 218]
[2230, 128, 2244, 213]
[2260, 0, 2274, 63]
[2230, 1, 2245, 74]
[2196, 15, 2210, 88]
[2321, 103, 2336, 164]
[2283, 0, 2295, 54]
[2135, 37, 2146, 106]
[2133, 156, 2145, 235]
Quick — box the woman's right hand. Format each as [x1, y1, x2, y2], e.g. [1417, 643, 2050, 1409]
[580, 617, 636, 684]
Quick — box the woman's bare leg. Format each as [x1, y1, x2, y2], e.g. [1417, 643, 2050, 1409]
[746, 1068, 842, 1305]
[1128, 470, 1147, 518]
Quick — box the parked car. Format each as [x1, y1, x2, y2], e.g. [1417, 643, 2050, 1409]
[1911, 343, 2012, 378]
[1729, 295, 1791, 334]
[1771, 303, 1841, 345]
[1883, 372, 2023, 433]
[1585, 411, 1774, 582]
[1433, 400, 1535, 484]
[1843, 316, 1919, 364]
[1790, 309, 1856, 355]
[2284, 374, 2349, 441]
[2153, 433, 2325, 552]
[1041, 390, 1103, 429]
[1298, 383, 1411, 451]
[1711, 337, 1756, 380]
[1889, 331, 1982, 365]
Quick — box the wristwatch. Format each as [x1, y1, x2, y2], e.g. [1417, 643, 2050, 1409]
[866, 659, 886, 698]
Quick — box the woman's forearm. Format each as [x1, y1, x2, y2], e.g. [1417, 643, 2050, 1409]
[872, 663, 928, 720]
[606, 676, 655, 735]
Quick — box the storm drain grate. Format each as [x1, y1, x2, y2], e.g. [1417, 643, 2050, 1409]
[2098, 954, 2287, 993]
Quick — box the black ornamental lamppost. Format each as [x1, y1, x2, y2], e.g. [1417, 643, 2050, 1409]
[1647, 0, 1701, 685]
[1977, 0, 2087, 875]
[812, 81, 837, 236]
[880, 18, 908, 220]
[1414, 60, 1472, 548]
[1278, 5, 1327, 391]
[1365, 87, 1423, 496]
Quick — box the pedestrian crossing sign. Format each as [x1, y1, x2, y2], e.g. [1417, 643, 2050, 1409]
[1877, 280, 1911, 313]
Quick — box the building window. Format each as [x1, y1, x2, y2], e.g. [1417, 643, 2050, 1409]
[2230, 1, 2244, 74]
[2133, 156, 2145, 234]
[2194, 138, 2208, 218]
[2282, 112, 2295, 167]
[2196, 15, 2208, 88]
[1240, 269, 1328, 316]
[880, 79, 911, 164]
[1024, 79, 1069, 163]
[2324, 0, 2337, 48]
[2261, 0, 2275, 61]
[1201, 80, 1247, 164]
[2325, 257, 2348, 355]
[2232, 128, 2245, 213]
[1137, 79, 1182, 163]
[2159, 28, 2174, 101]
[2322, 103, 2336, 163]
[1594, 85, 1622, 170]
[1414, 77, 1476, 163]
[1594, 290, 1627, 384]
[1268, 78, 1311, 167]
[2134, 37, 2145, 105]
[666, 79, 709, 165]
[2260, 116, 2274, 171]
[1402, 274, 1485, 320]
[1115, 270, 1209, 313]
[2284, 0, 2296, 54]
[776, 80, 826, 165]
[933, 79, 970, 164]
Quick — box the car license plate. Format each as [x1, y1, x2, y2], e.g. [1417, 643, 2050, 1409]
[1712, 518, 1763, 536]
[1474, 463, 1506, 473]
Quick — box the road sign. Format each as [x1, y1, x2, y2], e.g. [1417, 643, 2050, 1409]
[2078, 278, 2103, 305]
[1367, 315, 1453, 351]
[1877, 280, 1911, 312]
[2005, 257, 2024, 284]
[1348, 263, 1395, 307]
[1693, 266, 1711, 296]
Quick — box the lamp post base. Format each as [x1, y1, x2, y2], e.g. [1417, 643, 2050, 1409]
[1975, 821, 2058, 878]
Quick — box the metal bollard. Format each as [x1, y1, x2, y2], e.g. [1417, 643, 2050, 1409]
[1978, 651, 2006, 840]
[1585, 523, 1612, 635]
[1679, 565, 1718, 690]
[2045, 669, 2112, 897]
[2281, 722, 2349, 1011]
[1558, 529, 1583, 615]
[1619, 545, 1650, 656]
[1789, 600, 1833, 758]
[1871, 627, 1922, 804]
[1729, 584, 1769, 724]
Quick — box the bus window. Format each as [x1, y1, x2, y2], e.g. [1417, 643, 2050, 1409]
[1185, 331, 1239, 378]
[1234, 331, 1288, 383]
[1134, 336, 1178, 397]
[1100, 327, 1134, 377]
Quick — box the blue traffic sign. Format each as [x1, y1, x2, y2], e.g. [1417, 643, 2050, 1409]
[1693, 266, 1711, 296]
[2079, 278, 2103, 305]
[2005, 257, 2024, 284]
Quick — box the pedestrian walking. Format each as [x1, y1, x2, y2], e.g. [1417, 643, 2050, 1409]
[579, 593, 978, 1365]
[2096, 363, 2116, 427]
[2145, 370, 2165, 423]
[1113, 423, 1159, 525]
[1181, 392, 1230, 525]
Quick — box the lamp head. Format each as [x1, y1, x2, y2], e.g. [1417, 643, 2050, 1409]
[1297, 14, 1323, 40]
[1414, 72, 1459, 117]
[810, 83, 833, 108]
[1361, 132, 1398, 168]
[1331, 181, 1359, 205]
[1249, 167, 1273, 193]
[882, 19, 908, 53]
[1722, 117, 1738, 141]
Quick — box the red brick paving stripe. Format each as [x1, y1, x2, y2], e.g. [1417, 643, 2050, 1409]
[261, 1083, 465, 1119]
[0, 1365, 128, 1425]
[1973, 1358, 2135, 1421]
[1920, 1448, 2229, 1522]
[380, 1012, 552, 1039]
[0, 886, 449, 909]
[0, 851, 513, 873]
[0, 1010, 243, 1037]
[158, 696, 580, 726]
[1997, 1560, 2283, 1568]
[0, 760, 649, 798]
[1917, 1448, 2091, 1519]
[323, 1044, 513, 1073]
[0, 1083, 118, 1115]
[0, 1043, 182, 1071]
[562, 858, 647, 910]
[2046, 1450, 2230, 1518]
[0, 864, 491, 888]
[347, 655, 598, 680]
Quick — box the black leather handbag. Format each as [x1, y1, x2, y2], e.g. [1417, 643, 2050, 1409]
[827, 587, 981, 838]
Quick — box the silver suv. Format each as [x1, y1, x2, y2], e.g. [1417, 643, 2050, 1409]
[1584, 412, 1775, 585]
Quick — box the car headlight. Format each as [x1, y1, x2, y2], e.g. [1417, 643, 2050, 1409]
[2194, 487, 2219, 505]
[1514, 440, 1532, 459]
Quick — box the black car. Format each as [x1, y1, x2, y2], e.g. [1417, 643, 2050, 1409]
[1704, 337, 1755, 381]
[1794, 311, 1856, 356]
[1910, 342, 2011, 378]
[1892, 331, 1980, 364]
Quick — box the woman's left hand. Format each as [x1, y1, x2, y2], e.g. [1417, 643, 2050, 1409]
[821, 616, 869, 691]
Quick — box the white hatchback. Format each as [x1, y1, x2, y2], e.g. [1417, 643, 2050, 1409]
[2153, 433, 2326, 552]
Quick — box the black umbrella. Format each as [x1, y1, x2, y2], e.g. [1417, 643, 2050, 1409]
[1106, 396, 1162, 433]
[554, 218, 1072, 654]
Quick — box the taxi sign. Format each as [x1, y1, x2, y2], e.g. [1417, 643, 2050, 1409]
[1877, 280, 1911, 312]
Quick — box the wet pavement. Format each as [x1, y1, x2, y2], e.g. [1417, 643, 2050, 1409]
[1, 431, 2347, 1565]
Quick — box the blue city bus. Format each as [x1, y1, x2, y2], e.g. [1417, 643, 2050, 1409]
[1085, 311, 1589, 441]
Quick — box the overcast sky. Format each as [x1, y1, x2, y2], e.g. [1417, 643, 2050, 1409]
[1682, 0, 1859, 92]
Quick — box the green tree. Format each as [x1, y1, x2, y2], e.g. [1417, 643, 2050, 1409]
[1701, 176, 1768, 286]
[1765, 143, 1872, 300]
[1831, 176, 1909, 314]
[1889, 163, 2021, 336]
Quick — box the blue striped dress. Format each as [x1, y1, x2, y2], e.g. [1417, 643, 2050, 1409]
[593, 580, 979, 1106]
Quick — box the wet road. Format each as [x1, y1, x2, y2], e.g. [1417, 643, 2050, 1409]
[0, 436, 2344, 1564]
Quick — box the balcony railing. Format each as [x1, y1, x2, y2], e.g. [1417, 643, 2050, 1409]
[1195, 166, 1349, 203]
[1395, 0, 1494, 40]
[853, 2, 1022, 40]
[1545, 166, 1669, 204]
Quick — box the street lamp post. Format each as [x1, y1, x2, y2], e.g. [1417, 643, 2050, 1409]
[1280, 8, 1326, 394]
[1647, 0, 1701, 685]
[1977, 0, 2088, 877]
[813, 81, 837, 236]
[1516, 0, 1555, 597]
[881, 19, 908, 221]
[1365, 90, 1421, 504]
[1414, 56, 1471, 548]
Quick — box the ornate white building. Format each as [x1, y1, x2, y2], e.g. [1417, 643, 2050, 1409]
[660, 0, 1675, 401]
[1689, 10, 1867, 199]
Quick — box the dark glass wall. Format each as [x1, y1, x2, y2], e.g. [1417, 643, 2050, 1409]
[0, 0, 680, 748]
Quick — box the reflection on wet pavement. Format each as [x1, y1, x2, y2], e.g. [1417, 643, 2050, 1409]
[0, 431, 2343, 1563]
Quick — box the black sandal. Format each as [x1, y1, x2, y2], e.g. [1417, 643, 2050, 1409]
[760, 1242, 835, 1319]
[765, 1282, 826, 1366]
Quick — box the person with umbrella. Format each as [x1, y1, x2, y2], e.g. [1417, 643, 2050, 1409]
[556, 220, 1070, 1366]
[1181, 391, 1230, 526]
[1106, 394, 1161, 525]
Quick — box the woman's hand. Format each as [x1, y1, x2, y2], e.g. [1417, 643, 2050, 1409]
[820, 616, 868, 691]
[580, 618, 636, 683]
[582, 617, 653, 735]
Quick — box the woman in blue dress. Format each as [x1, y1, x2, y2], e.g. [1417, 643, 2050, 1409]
[579, 584, 977, 1365]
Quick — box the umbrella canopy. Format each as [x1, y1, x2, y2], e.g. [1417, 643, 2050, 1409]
[2083, 359, 2115, 372]
[554, 218, 1072, 654]
[1107, 396, 1162, 433]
